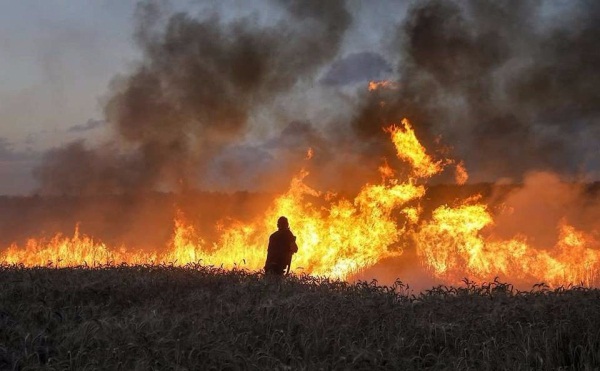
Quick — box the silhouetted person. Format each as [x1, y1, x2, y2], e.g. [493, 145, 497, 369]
[264, 216, 298, 276]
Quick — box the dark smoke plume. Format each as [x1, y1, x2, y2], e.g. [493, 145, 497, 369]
[34, 0, 600, 195]
[321, 52, 392, 86]
[36, 0, 351, 195]
[353, 0, 600, 182]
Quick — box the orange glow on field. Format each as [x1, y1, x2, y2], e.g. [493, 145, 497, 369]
[2, 118, 599, 287]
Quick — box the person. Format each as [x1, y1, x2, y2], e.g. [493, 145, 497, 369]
[264, 216, 298, 276]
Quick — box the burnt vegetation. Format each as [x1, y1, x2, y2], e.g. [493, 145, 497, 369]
[1, 265, 600, 370]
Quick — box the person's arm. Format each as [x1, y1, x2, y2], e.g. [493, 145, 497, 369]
[285, 235, 297, 275]
[290, 235, 298, 254]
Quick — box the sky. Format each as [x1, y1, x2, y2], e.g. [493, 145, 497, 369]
[0, 1, 136, 194]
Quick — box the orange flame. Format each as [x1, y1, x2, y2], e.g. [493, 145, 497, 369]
[368, 80, 399, 91]
[306, 147, 314, 160]
[455, 161, 469, 185]
[378, 159, 395, 182]
[385, 119, 443, 179]
[1, 225, 155, 267]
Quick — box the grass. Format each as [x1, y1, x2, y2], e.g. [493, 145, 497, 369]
[1, 265, 600, 370]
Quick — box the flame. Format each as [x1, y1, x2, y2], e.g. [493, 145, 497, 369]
[368, 80, 399, 91]
[306, 147, 314, 160]
[378, 159, 395, 182]
[417, 204, 600, 287]
[0, 167, 424, 279]
[2, 118, 600, 287]
[165, 169, 425, 279]
[1, 225, 155, 267]
[385, 119, 443, 179]
[455, 161, 469, 185]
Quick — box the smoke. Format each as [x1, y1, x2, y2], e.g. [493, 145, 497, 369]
[67, 119, 106, 133]
[33, 141, 149, 195]
[490, 171, 600, 248]
[0, 138, 39, 195]
[34, 0, 600, 196]
[36, 0, 351, 195]
[352, 0, 600, 182]
[320, 52, 392, 86]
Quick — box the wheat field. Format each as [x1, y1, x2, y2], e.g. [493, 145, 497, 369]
[1, 265, 599, 370]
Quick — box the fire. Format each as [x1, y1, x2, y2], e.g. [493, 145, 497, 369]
[385, 119, 443, 179]
[368, 80, 399, 91]
[455, 161, 469, 185]
[1, 225, 155, 267]
[306, 147, 314, 160]
[166, 169, 424, 278]
[378, 159, 395, 182]
[2, 118, 600, 287]
[416, 203, 493, 276]
[417, 204, 600, 287]
[0, 166, 424, 279]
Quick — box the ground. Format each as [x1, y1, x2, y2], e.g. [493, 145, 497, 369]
[1, 265, 599, 369]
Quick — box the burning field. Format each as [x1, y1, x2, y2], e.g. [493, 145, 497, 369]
[2, 118, 600, 289]
[1, 0, 600, 290]
[2, 0, 600, 368]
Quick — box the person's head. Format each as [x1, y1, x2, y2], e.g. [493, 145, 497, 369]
[277, 216, 289, 230]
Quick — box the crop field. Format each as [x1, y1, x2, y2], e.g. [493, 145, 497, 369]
[1, 266, 600, 370]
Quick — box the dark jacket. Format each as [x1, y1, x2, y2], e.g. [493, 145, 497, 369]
[264, 229, 298, 275]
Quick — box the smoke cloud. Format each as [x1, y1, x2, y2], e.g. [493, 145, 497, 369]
[33, 0, 600, 194]
[353, 0, 600, 182]
[0, 138, 39, 195]
[36, 0, 351, 195]
[321, 52, 392, 86]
